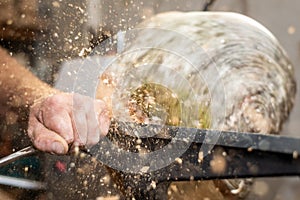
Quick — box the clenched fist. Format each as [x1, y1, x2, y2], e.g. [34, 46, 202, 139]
[28, 93, 110, 154]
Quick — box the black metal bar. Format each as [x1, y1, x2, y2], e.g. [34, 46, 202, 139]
[88, 121, 300, 198]
[114, 138, 300, 198]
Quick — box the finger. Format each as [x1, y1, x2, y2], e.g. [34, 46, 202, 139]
[99, 111, 110, 137]
[30, 117, 69, 154]
[72, 94, 90, 146]
[95, 100, 110, 136]
[86, 101, 101, 146]
[35, 95, 74, 143]
[28, 107, 38, 140]
[72, 109, 88, 146]
[40, 106, 74, 144]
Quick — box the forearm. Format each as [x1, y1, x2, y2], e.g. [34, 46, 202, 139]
[0, 48, 58, 115]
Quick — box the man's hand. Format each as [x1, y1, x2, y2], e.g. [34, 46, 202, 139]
[28, 93, 110, 154]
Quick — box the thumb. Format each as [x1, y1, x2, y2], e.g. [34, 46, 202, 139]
[32, 124, 69, 154]
[95, 99, 111, 137]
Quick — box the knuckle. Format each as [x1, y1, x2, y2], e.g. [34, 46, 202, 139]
[44, 96, 57, 107]
[44, 93, 70, 108]
[73, 95, 86, 110]
[45, 116, 63, 132]
[96, 99, 107, 109]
